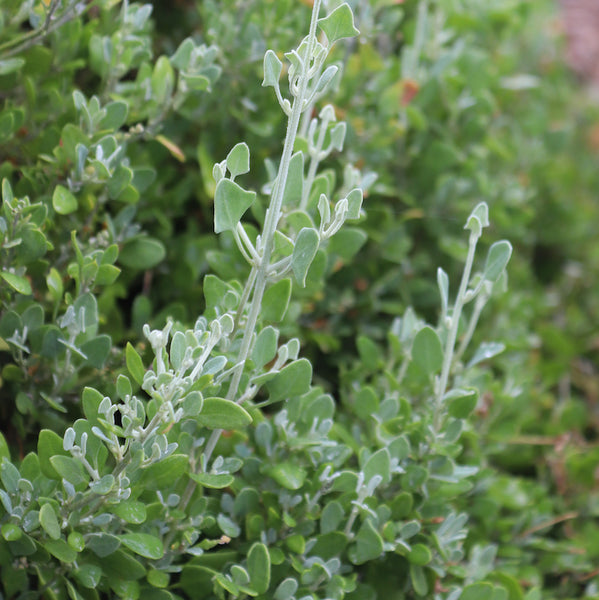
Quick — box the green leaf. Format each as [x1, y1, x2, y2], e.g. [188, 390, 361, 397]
[0, 58, 25, 75]
[263, 50, 283, 87]
[98, 548, 146, 581]
[214, 179, 256, 233]
[274, 578, 299, 600]
[408, 544, 432, 566]
[461, 583, 495, 600]
[0, 433, 9, 461]
[226, 143, 250, 178]
[74, 564, 102, 589]
[90, 474, 115, 495]
[483, 240, 512, 282]
[292, 228, 319, 286]
[50, 455, 88, 486]
[141, 454, 188, 490]
[438, 268, 449, 315]
[328, 227, 367, 262]
[46, 267, 63, 302]
[363, 448, 391, 485]
[52, 185, 78, 215]
[120, 533, 164, 560]
[444, 388, 478, 418]
[468, 342, 505, 368]
[81, 334, 111, 369]
[265, 462, 306, 490]
[357, 335, 382, 370]
[317, 3, 360, 45]
[412, 326, 443, 376]
[197, 397, 252, 430]
[116, 374, 133, 401]
[247, 542, 270, 594]
[38, 429, 69, 479]
[189, 472, 234, 489]
[182, 391, 203, 417]
[265, 358, 312, 402]
[111, 501, 147, 524]
[282, 151, 303, 207]
[348, 519, 383, 565]
[82, 386, 103, 424]
[470, 202, 490, 228]
[1, 523, 22, 541]
[252, 326, 278, 369]
[261, 278, 291, 322]
[100, 101, 128, 130]
[151, 56, 175, 105]
[409, 564, 428, 596]
[39, 503, 61, 540]
[1, 271, 31, 295]
[126, 343, 145, 386]
[321, 501, 345, 534]
[68, 531, 85, 552]
[44, 539, 78, 563]
[119, 237, 166, 270]
[108, 164, 133, 199]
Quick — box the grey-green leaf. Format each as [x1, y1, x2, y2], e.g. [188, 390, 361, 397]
[252, 326, 278, 369]
[263, 50, 283, 87]
[292, 227, 319, 287]
[348, 519, 383, 565]
[265, 358, 312, 402]
[226, 143, 250, 179]
[317, 3, 360, 45]
[483, 240, 512, 282]
[214, 179, 256, 233]
[197, 397, 252, 430]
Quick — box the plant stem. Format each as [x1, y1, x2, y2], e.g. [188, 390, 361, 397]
[179, 0, 324, 513]
[434, 231, 479, 427]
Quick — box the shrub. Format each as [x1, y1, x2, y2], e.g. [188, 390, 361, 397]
[1, 1, 598, 599]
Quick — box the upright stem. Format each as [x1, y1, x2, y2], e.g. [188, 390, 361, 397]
[180, 0, 323, 510]
[434, 232, 479, 427]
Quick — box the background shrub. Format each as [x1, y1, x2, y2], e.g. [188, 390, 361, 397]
[0, 1, 597, 599]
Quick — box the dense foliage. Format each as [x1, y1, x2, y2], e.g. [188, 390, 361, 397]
[0, 1, 598, 599]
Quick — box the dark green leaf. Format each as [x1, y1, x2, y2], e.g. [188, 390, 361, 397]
[120, 533, 164, 560]
[119, 237, 166, 270]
